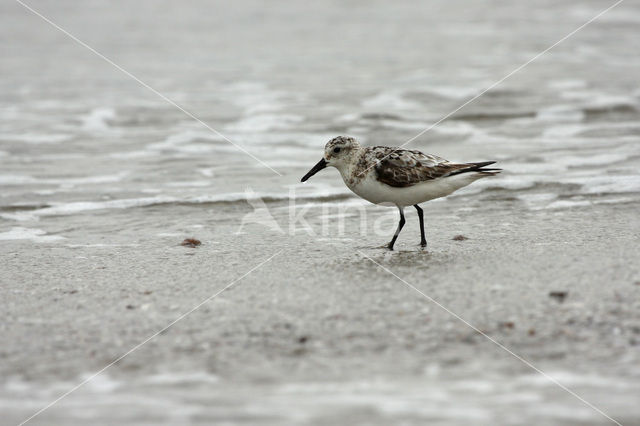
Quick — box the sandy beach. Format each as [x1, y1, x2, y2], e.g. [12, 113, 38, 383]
[2, 0, 640, 424]
[2, 193, 640, 425]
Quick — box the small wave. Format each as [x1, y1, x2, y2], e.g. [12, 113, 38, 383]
[164, 180, 211, 188]
[108, 150, 153, 159]
[423, 85, 481, 100]
[359, 113, 404, 121]
[226, 114, 304, 133]
[543, 197, 635, 210]
[80, 107, 116, 132]
[373, 120, 431, 131]
[536, 105, 584, 122]
[362, 90, 422, 111]
[3, 370, 635, 424]
[432, 121, 478, 136]
[451, 110, 536, 121]
[222, 132, 335, 149]
[0, 172, 129, 186]
[543, 121, 640, 138]
[562, 175, 640, 195]
[0, 133, 73, 144]
[146, 130, 225, 153]
[547, 79, 587, 91]
[583, 97, 638, 117]
[546, 94, 640, 118]
[0, 188, 354, 221]
[221, 81, 289, 114]
[0, 196, 177, 221]
[549, 153, 630, 168]
[0, 227, 64, 242]
[0, 175, 37, 185]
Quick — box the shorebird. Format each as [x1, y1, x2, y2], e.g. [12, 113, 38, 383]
[301, 136, 500, 250]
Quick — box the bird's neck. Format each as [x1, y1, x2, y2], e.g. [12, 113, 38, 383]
[337, 148, 366, 188]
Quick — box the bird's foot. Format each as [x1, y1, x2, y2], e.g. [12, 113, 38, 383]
[420, 241, 427, 249]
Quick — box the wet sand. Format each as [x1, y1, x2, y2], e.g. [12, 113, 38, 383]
[2, 195, 639, 425]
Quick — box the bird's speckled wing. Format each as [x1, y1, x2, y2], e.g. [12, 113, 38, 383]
[369, 147, 471, 188]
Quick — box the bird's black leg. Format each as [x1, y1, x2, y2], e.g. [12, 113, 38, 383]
[387, 207, 405, 250]
[414, 204, 427, 248]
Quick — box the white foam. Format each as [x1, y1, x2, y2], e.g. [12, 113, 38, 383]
[1, 197, 175, 221]
[375, 120, 428, 131]
[226, 114, 303, 132]
[547, 79, 587, 90]
[146, 130, 224, 153]
[562, 175, 640, 194]
[0, 133, 72, 144]
[550, 153, 629, 167]
[536, 105, 584, 122]
[334, 113, 360, 123]
[223, 81, 287, 113]
[543, 121, 640, 138]
[559, 89, 602, 101]
[141, 372, 219, 386]
[81, 374, 121, 393]
[2, 370, 638, 424]
[583, 95, 638, 111]
[431, 121, 478, 136]
[470, 176, 538, 194]
[517, 193, 558, 205]
[0, 188, 352, 221]
[362, 90, 421, 111]
[425, 85, 480, 99]
[544, 197, 634, 210]
[39, 197, 174, 215]
[230, 131, 336, 148]
[0, 227, 64, 242]
[165, 180, 211, 188]
[544, 199, 592, 209]
[496, 162, 566, 175]
[542, 124, 585, 138]
[0, 175, 37, 185]
[109, 150, 153, 159]
[0, 172, 129, 186]
[81, 107, 115, 132]
[198, 168, 215, 177]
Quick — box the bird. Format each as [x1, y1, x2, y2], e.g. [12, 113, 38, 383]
[301, 136, 501, 250]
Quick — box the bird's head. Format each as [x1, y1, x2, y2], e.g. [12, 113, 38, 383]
[301, 136, 361, 182]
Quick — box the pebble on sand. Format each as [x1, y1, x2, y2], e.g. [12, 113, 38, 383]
[549, 291, 568, 303]
[499, 321, 515, 330]
[452, 235, 469, 241]
[181, 238, 202, 248]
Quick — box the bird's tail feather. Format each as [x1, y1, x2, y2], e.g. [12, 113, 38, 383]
[449, 161, 502, 177]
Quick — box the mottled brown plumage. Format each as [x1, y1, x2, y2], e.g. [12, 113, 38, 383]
[368, 146, 498, 188]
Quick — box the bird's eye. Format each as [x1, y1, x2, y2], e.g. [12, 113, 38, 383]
[333, 147, 341, 154]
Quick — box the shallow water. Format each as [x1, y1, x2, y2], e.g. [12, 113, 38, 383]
[2, 0, 639, 220]
[4, 370, 640, 425]
[2, 0, 640, 425]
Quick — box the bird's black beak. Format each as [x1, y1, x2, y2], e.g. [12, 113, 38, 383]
[301, 158, 327, 182]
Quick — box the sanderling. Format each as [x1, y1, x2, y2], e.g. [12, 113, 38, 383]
[301, 136, 501, 250]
